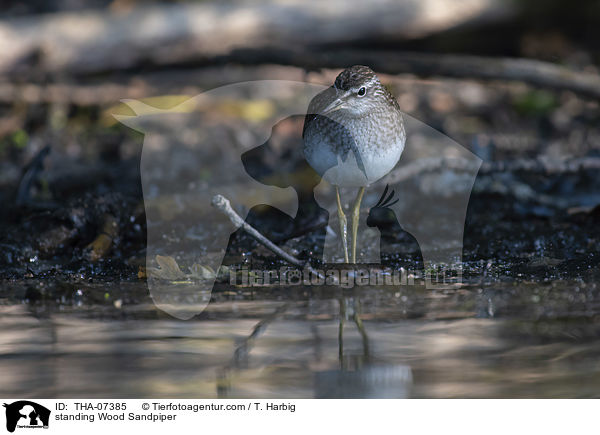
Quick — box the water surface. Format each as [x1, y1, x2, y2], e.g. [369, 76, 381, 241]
[2, 280, 599, 398]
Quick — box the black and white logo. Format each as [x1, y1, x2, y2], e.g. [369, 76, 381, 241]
[3, 401, 50, 433]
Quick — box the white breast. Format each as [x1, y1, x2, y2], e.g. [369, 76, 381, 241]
[304, 112, 405, 187]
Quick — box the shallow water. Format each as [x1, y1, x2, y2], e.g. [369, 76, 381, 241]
[1, 280, 599, 398]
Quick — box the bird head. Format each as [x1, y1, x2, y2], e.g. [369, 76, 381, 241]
[321, 65, 389, 118]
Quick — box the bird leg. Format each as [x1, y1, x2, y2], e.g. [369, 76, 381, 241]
[335, 186, 349, 263]
[351, 187, 365, 264]
[338, 296, 346, 367]
[352, 298, 370, 360]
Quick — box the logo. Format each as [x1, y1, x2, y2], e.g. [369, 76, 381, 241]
[115, 80, 480, 319]
[3, 401, 50, 433]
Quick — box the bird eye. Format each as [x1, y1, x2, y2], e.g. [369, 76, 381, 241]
[357, 87, 366, 97]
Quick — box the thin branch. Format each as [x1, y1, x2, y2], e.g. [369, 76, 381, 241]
[211, 194, 326, 279]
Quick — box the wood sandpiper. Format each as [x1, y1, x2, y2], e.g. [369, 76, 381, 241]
[303, 65, 406, 263]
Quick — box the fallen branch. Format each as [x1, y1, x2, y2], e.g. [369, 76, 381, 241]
[3, 51, 600, 105]
[211, 194, 326, 279]
[384, 157, 478, 185]
[479, 156, 600, 174]
[0, 65, 309, 105]
[385, 155, 600, 185]
[221, 49, 600, 100]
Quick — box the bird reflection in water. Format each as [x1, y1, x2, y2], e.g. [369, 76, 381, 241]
[216, 296, 412, 399]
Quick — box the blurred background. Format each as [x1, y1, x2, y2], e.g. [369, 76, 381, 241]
[1, 0, 600, 398]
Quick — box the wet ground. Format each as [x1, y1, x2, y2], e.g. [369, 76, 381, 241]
[1, 66, 600, 398]
[2, 184, 600, 399]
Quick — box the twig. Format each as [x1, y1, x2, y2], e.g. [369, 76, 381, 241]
[211, 194, 326, 279]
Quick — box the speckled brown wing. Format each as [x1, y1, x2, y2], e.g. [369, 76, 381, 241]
[302, 86, 337, 138]
[302, 86, 368, 179]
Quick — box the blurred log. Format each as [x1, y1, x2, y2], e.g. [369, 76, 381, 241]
[2, 49, 600, 108]
[3, 47, 600, 108]
[385, 156, 600, 186]
[0, 65, 307, 105]
[0, 0, 511, 77]
[479, 157, 600, 174]
[221, 48, 600, 100]
[385, 155, 600, 209]
[0, 81, 150, 105]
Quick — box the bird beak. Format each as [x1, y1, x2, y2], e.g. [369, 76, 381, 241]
[321, 98, 345, 115]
